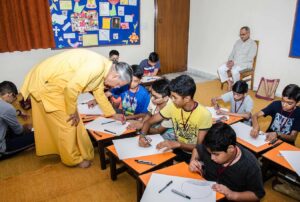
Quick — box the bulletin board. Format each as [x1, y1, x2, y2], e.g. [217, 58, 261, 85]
[48, 0, 140, 49]
[290, 0, 300, 58]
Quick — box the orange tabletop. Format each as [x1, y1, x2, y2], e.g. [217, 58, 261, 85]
[139, 162, 225, 201]
[80, 114, 101, 123]
[262, 142, 300, 172]
[237, 137, 283, 154]
[89, 128, 136, 141]
[106, 145, 176, 174]
[213, 115, 243, 125]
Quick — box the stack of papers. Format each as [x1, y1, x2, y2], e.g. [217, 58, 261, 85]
[112, 134, 165, 159]
[84, 117, 129, 135]
[231, 122, 267, 147]
[280, 151, 300, 176]
[206, 107, 229, 120]
[141, 76, 161, 83]
[141, 173, 216, 202]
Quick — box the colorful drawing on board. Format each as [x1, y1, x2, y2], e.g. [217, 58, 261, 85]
[108, 0, 120, 16]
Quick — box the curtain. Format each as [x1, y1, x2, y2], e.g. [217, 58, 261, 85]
[0, 0, 55, 53]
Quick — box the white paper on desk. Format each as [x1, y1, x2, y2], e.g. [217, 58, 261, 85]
[231, 122, 267, 147]
[84, 117, 129, 135]
[77, 92, 94, 104]
[113, 134, 164, 159]
[141, 76, 161, 83]
[77, 103, 103, 115]
[206, 107, 229, 120]
[280, 151, 300, 176]
[141, 173, 216, 202]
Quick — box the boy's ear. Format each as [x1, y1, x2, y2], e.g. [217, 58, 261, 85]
[227, 145, 235, 153]
[183, 95, 191, 102]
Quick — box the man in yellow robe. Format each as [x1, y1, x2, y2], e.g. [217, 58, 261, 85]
[20, 49, 132, 168]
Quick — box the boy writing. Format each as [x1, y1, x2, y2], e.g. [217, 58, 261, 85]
[211, 80, 253, 125]
[139, 75, 212, 163]
[0, 81, 34, 156]
[128, 78, 175, 140]
[189, 122, 265, 201]
[110, 65, 150, 120]
[139, 52, 160, 76]
[250, 84, 300, 144]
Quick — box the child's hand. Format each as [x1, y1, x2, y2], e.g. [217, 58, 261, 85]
[250, 128, 259, 138]
[138, 135, 152, 147]
[127, 120, 142, 130]
[265, 132, 277, 142]
[216, 109, 227, 115]
[189, 159, 204, 175]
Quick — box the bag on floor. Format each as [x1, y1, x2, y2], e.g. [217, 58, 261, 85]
[255, 77, 280, 100]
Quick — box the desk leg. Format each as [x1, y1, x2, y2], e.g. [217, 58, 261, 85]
[109, 152, 117, 181]
[98, 141, 106, 170]
[136, 178, 145, 202]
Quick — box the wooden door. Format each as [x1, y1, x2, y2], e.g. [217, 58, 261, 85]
[155, 0, 190, 74]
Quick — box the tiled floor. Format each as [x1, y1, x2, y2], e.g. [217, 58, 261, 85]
[162, 71, 211, 83]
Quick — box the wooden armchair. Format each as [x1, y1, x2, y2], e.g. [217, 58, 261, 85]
[219, 40, 259, 90]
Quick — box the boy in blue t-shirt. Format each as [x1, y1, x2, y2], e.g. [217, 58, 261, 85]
[139, 52, 160, 76]
[111, 65, 150, 120]
[251, 84, 300, 144]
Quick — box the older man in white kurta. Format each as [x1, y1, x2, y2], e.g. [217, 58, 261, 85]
[218, 27, 257, 88]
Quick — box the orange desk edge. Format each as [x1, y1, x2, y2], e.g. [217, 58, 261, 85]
[139, 162, 225, 201]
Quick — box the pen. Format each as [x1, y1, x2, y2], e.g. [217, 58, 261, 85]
[121, 110, 126, 125]
[143, 136, 152, 146]
[271, 142, 282, 148]
[134, 159, 156, 166]
[171, 189, 191, 200]
[268, 138, 278, 145]
[158, 180, 173, 193]
[104, 129, 116, 134]
[101, 120, 116, 125]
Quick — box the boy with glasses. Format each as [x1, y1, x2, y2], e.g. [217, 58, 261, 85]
[128, 78, 175, 140]
[0, 81, 34, 157]
[250, 84, 300, 144]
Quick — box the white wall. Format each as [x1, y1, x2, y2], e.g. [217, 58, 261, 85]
[0, 0, 154, 88]
[188, 0, 300, 94]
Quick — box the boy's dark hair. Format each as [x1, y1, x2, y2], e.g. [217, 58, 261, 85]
[151, 78, 170, 97]
[169, 75, 196, 99]
[203, 122, 236, 152]
[131, 64, 144, 79]
[232, 80, 248, 94]
[0, 81, 18, 96]
[282, 84, 300, 102]
[109, 50, 119, 57]
[148, 52, 159, 63]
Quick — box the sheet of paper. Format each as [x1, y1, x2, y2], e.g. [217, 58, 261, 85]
[82, 34, 98, 46]
[124, 14, 133, 22]
[102, 17, 111, 29]
[59, 0, 72, 10]
[118, 6, 125, 16]
[141, 173, 216, 202]
[77, 103, 103, 115]
[113, 134, 165, 159]
[129, 0, 137, 6]
[77, 92, 94, 104]
[141, 76, 161, 83]
[99, 29, 110, 41]
[84, 117, 129, 135]
[206, 107, 229, 120]
[231, 122, 267, 147]
[280, 151, 300, 176]
[99, 2, 109, 16]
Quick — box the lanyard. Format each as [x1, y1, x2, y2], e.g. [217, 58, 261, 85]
[181, 102, 198, 130]
[128, 86, 139, 107]
[234, 98, 245, 113]
[217, 147, 238, 181]
[279, 109, 295, 133]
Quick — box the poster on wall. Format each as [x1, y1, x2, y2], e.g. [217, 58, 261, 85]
[48, 0, 140, 49]
[290, 0, 300, 58]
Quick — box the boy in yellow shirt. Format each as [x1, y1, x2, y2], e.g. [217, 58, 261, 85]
[139, 75, 212, 162]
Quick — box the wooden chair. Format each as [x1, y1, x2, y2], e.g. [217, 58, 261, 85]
[219, 40, 259, 90]
[240, 40, 259, 90]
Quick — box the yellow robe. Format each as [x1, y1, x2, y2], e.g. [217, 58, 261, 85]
[21, 49, 115, 166]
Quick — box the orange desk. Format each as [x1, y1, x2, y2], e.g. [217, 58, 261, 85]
[89, 128, 136, 170]
[263, 142, 300, 172]
[106, 145, 176, 181]
[137, 162, 225, 201]
[237, 137, 283, 156]
[213, 115, 243, 125]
